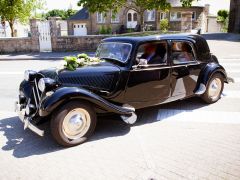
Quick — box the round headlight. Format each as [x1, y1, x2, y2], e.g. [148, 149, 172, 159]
[24, 70, 37, 81]
[24, 70, 30, 81]
[38, 78, 46, 92]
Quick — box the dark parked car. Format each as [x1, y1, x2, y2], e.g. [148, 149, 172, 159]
[15, 34, 233, 147]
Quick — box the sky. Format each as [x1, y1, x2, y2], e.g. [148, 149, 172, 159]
[44, 0, 230, 15]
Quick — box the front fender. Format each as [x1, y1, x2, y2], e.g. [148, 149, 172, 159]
[39, 87, 134, 117]
[194, 62, 228, 94]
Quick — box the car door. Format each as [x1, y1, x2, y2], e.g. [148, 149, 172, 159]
[124, 41, 171, 108]
[170, 40, 202, 99]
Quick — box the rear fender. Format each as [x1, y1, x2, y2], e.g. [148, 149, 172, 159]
[39, 87, 134, 117]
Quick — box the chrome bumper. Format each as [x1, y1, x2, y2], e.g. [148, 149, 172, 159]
[15, 102, 44, 137]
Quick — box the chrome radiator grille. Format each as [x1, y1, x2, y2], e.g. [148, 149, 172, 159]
[32, 79, 42, 108]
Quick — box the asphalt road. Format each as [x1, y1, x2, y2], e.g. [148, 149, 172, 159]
[0, 39, 240, 180]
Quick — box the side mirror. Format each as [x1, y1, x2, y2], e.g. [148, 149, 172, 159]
[138, 58, 148, 65]
[133, 58, 148, 69]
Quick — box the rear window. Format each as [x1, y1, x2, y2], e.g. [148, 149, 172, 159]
[172, 41, 195, 64]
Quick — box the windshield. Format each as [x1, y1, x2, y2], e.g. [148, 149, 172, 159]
[95, 42, 132, 63]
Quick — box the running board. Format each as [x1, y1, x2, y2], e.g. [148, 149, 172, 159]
[195, 83, 206, 95]
[120, 104, 137, 125]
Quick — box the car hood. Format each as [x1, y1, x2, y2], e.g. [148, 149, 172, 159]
[39, 62, 121, 92]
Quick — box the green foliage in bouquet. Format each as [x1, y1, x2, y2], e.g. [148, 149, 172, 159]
[64, 56, 79, 71]
[64, 53, 104, 71]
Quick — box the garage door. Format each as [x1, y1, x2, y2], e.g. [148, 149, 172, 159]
[74, 24, 87, 36]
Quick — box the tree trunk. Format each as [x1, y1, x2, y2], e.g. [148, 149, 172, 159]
[9, 20, 14, 37]
[228, 0, 240, 33]
[139, 12, 145, 32]
[1, 19, 6, 37]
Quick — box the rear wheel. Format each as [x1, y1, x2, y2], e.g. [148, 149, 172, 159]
[201, 73, 224, 104]
[51, 101, 97, 147]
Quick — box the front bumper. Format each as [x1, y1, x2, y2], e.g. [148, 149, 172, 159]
[15, 101, 44, 136]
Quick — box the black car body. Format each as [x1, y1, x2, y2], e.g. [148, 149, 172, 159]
[15, 34, 233, 146]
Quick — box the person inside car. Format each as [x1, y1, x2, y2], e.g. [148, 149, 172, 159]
[178, 43, 194, 62]
[140, 44, 157, 63]
[154, 43, 167, 64]
[141, 43, 167, 64]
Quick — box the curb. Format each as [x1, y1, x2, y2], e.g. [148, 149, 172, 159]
[0, 57, 63, 61]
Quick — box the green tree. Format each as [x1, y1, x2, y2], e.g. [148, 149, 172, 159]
[77, 0, 195, 31]
[44, 9, 78, 20]
[65, 9, 78, 18]
[0, 0, 44, 37]
[45, 9, 66, 19]
[217, 9, 229, 32]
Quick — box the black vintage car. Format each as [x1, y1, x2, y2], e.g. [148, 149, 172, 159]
[15, 34, 233, 146]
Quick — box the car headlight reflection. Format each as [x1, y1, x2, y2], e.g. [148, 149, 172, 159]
[38, 78, 46, 92]
[38, 78, 57, 92]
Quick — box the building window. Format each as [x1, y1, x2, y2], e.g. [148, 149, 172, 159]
[192, 11, 196, 20]
[128, 13, 132, 21]
[145, 10, 155, 21]
[160, 12, 167, 20]
[133, 13, 138, 21]
[170, 12, 182, 21]
[97, 12, 106, 23]
[111, 11, 120, 23]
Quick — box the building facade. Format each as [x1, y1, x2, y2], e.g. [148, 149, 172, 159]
[68, 0, 210, 36]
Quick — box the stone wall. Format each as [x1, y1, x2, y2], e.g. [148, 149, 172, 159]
[0, 37, 36, 53]
[52, 35, 109, 52]
[206, 16, 222, 33]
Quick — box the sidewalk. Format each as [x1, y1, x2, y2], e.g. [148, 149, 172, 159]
[0, 52, 95, 61]
[0, 33, 239, 61]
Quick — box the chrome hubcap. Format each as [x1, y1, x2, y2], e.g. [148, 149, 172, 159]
[62, 108, 90, 140]
[208, 78, 222, 100]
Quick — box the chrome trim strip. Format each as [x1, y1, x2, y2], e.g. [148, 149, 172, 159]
[34, 79, 41, 101]
[32, 88, 38, 107]
[132, 66, 170, 71]
[172, 62, 199, 68]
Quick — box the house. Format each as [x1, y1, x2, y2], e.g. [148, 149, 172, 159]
[68, 0, 210, 36]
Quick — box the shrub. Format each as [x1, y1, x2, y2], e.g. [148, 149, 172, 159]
[217, 9, 229, 32]
[106, 26, 112, 34]
[99, 26, 106, 34]
[160, 19, 169, 33]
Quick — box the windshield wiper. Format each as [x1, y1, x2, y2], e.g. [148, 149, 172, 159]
[100, 57, 125, 64]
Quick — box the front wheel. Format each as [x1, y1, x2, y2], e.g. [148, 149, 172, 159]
[201, 73, 224, 104]
[51, 101, 97, 147]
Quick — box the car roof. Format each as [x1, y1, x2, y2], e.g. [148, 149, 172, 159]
[103, 34, 205, 44]
[103, 33, 211, 61]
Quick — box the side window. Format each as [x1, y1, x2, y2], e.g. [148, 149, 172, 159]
[136, 41, 168, 65]
[171, 41, 195, 65]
